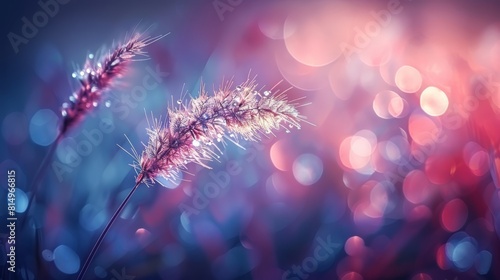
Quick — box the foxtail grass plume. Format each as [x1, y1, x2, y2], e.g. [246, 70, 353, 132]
[20, 31, 165, 231]
[130, 79, 309, 186]
[60, 32, 166, 134]
[78, 79, 309, 280]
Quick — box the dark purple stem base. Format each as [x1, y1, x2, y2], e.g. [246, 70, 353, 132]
[77, 180, 141, 280]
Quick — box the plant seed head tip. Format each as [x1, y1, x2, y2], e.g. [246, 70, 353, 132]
[60, 31, 164, 134]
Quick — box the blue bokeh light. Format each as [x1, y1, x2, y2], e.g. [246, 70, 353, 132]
[53, 245, 80, 274]
[293, 153, 324, 186]
[14, 187, 28, 213]
[29, 109, 58, 146]
[79, 204, 107, 231]
[475, 250, 492, 275]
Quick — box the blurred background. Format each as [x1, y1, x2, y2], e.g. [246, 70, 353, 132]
[2, 0, 500, 279]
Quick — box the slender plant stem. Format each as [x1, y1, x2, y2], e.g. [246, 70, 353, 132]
[20, 132, 63, 231]
[77, 180, 142, 280]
